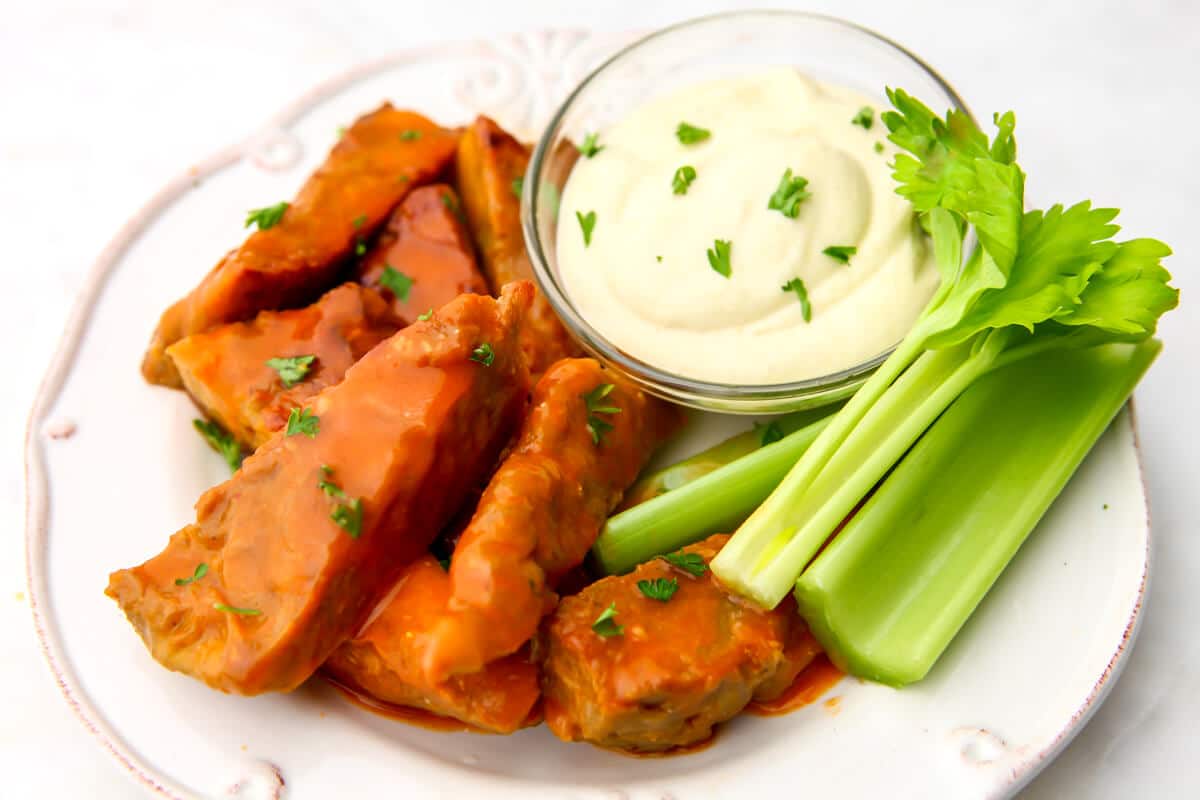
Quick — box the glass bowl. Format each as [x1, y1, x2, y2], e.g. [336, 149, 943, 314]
[522, 10, 972, 413]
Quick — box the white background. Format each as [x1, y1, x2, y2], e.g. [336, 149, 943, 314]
[2, 0, 1196, 797]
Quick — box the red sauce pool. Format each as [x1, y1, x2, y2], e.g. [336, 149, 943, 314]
[746, 654, 844, 716]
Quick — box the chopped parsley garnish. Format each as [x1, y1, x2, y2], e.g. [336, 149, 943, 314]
[511, 176, 524, 198]
[286, 407, 320, 438]
[265, 354, 315, 388]
[781, 277, 812, 322]
[591, 603, 623, 637]
[379, 265, 414, 301]
[874, 141, 885, 154]
[317, 478, 345, 498]
[655, 255, 663, 263]
[213, 602, 262, 616]
[767, 169, 812, 219]
[470, 342, 495, 366]
[851, 106, 875, 130]
[706, 239, 732, 278]
[675, 122, 711, 145]
[582, 382, 621, 445]
[352, 214, 367, 229]
[174, 563, 208, 587]
[578, 132, 604, 158]
[417, 308, 433, 321]
[823, 245, 857, 264]
[354, 239, 367, 256]
[331, 498, 364, 538]
[437, 556, 451, 571]
[660, 551, 708, 577]
[756, 421, 785, 446]
[244, 201, 289, 231]
[576, 210, 597, 246]
[672, 165, 697, 195]
[440, 191, 465, 223]
[637, 577, 678, 602]
[398, 129, 422, 141]
[192, 419, 243, 473]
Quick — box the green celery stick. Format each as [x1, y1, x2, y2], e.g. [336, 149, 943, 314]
[593, 414, 833, 575]
[619, 406, 838, 509]
[794, 340, 1161, 686]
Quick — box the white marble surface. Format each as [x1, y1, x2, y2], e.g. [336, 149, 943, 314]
[3, 0, 1196, 797]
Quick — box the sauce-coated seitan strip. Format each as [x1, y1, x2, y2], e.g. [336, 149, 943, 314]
[142, 105, 458, 387]
[167, 283, 399, 450]
[108, 284, 533, 694]
[455, 116, 579, 374]
[421, 358, 684, 682]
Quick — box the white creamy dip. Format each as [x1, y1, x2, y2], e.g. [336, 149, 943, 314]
[555, 68, 939, 385]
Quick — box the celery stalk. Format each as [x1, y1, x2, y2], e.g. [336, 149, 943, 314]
[592, 415, 833, 575]
[619, 406, 838, 509]
[794, 340, 1160, 686]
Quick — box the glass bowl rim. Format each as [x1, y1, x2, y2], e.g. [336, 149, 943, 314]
[521, 9, 975, 406]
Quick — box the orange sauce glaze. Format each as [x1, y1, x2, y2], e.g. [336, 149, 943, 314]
[325, 672, 477, 733]
[746, 654, 844, 717]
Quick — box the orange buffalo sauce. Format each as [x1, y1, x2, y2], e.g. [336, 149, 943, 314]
[324, 672, 478, 734]
[747, 654, 844, 717]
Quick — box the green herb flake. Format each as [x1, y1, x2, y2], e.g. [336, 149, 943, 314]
[437, 556, 451, 571]
[398, 129, 422, 141]
[511, 176, 524, 198]
[706, 239, 732, 278]
[767, 169, 812, 219]
[213, 602, 262, 616]
[244, 201, 289, 231]
[417, 308, 434, 321]
[637, 577, 679, 602]
[265, 354, 316, 388]
[823, 245, 857, 264]
[576, 210, 597, 246]
[355, 239, 367, 256]
[874, 141, 885, 154]
[852, 106, 875, 130]
[655, 255, 663, 263]
[660, 551, 708, 577]
[379, 265, 414, 301]
[672, 165, 697, 195]
[582, 382, 622, 445]
[331, 498, 364, 538]
[781, 277, 812, 322]
[285, 407, 320, 438]
[675, 122, 711, 145]
[756, 421, 785, 446]
[352, 214, 368, 229]
[193, 419, 243, 473]
[174, 563, 209, 587]
[591, 602, 623, 638]
[578, 132, 604, 158]
[470, 342, 495, 366]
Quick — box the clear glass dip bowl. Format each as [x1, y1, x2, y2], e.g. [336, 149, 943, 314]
[522, 10, 972, 413]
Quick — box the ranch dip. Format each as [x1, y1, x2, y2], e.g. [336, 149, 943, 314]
[555, 67, 939, 385]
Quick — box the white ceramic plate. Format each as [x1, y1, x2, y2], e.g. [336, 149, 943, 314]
[25, 29, 1150, 800]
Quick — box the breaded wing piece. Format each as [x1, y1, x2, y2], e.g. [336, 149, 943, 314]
[142, 105, 458, 387]
[541, 534, 821, 753]
[421, 358, 683, 682]
[107, 284, 533, 695]
[455, 116, 578, 374]
[325, 556, 540, 734]
[355, 184, 489, 324]
[167, 283, 398, 450]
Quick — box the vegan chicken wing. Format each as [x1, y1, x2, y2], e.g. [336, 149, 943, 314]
[325, 556, 541, 734]
[167, 283, 399, 450]
[107, 284, 533, 695]
[455, 116, 578, 373]
[355, 184, 489, 324]
[541, 534, 821, 753]
[421, 358, 684, 682]
[142, 105, 458, 387]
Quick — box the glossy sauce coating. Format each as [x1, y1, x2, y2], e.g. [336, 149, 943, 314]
[142, 105, 459, 387]
[421, 359, 684, 682]
[455, 116, 579, 374]
[325, 556, 541, 734]
[355, 184, 490, 324]
[541, 534, 819, 753]
[107, 284, 533, 694]
[167, 283, 398, 449]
